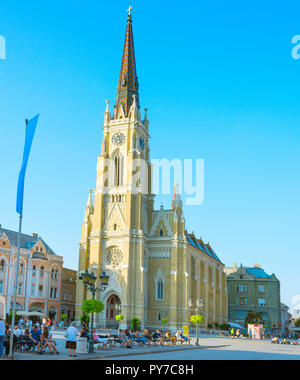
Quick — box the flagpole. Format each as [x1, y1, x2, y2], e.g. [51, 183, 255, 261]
[9, 118, 28, 359]
[8, 213, 23, 358]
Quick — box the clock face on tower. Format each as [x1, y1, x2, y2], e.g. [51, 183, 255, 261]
[112, 133, 126, 146]
[139, 137, 145, 151]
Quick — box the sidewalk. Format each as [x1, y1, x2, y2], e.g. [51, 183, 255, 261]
[0, 331, 229, 361]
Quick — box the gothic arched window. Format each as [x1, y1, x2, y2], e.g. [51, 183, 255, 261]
[155, 267, 165, 301]
[157, 280, 164, 300]
[0, 260, 5, 271]
[113, 152, 124, 187]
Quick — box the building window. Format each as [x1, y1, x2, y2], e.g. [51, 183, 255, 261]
[51, 288, 58, 299]
[160, 229, 163, 237]
[0, 281, 3, 294]
[114, 153, 124, 187]
[0, 260, 5, 271]
[237, 284, 248, 293]
[38, 285, 43, 297]
[157, 312, 162, 322]
[258, 298, 266, 307]
[17, 283, 22, 296]
[238, 297, 248, 306]
[19, 264, 24, 275]
[31, 284, 35, 297]
[155, 267, 165, 301]
[40, 267, 44, 277]
[258, 285, 265, 293]
[157, 280, 164, 300]
[51, 268, 58, 280]
[32, 265, 36, 277]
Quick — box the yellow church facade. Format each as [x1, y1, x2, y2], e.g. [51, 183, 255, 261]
[76, 11, 228, 330]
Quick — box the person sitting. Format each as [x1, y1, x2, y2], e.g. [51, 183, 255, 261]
[116, 329, 127, 347]
[152, 329, 164, 345]
[92, 329, 112, 351]
[80, 327, 89, 338]
[165, 330, 176, 345]
[41, 326, 59, 355]
[20, 328, 33, 351]
[135, 330, 147, 346]
[176, 330, 191, 345]
[29, 325, 43, 353]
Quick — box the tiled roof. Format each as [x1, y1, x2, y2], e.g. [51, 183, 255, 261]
[185, 231, 223, 264]
[245, 267, 271, 279]
[114, 13, 139, 117]
[0, 227, 56, 256]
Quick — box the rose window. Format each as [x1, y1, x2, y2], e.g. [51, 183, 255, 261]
[106, 248, 123, 268]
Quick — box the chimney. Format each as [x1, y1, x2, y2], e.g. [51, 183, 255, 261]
[32, 233, 38, 237]
[233, 263, 237, 270]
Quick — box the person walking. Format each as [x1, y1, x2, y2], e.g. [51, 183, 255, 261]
[0, 315, 5, 358]
[65, 322, 79, 357]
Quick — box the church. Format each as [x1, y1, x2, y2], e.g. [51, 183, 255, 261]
[75, 10, 228, 330]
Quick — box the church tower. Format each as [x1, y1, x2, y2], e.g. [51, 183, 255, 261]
[76, 9, 153, 328]
[76, 8, 228, 331]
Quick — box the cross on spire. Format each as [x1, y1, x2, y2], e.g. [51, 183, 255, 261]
[127, 6, 132, 16]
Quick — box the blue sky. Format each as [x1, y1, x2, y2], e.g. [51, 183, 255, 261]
[0, 0, 299, 310]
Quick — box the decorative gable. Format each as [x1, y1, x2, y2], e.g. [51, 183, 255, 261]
[32, 239, 47, 256]
[0, 233, 11, 249]
[104, 201, 127, 232]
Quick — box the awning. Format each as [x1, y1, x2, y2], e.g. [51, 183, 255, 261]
[16, 311, 46, 317]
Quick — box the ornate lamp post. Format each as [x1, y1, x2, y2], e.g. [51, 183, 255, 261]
[188, 298, 204, 346]
[78, 270, 110, 353]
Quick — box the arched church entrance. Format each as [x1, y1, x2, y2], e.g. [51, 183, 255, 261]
[106, 294, 120, 329]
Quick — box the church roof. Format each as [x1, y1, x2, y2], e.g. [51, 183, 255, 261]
[0, 226, 57, 255]
[185, 231, 222, 264]
[114, 10, 139, 117]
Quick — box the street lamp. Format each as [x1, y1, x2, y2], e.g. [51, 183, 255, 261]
[78, 270, 110, 353]
[188, 298, 205, 346]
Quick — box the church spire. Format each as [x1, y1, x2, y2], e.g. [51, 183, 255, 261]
[114, 7, 139, 119]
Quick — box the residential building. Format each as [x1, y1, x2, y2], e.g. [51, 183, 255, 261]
[0, 225, 63, 320]
[61, 268, 77, 322]
[226, 263, 281, 328]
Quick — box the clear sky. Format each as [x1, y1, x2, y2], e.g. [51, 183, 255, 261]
[0, 0, 299, 310]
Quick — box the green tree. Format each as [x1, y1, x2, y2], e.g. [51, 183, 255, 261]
[81, 299, 104, 329]
[60, 314, 67, 321]
[80, 313, 90, 326]
[82, 299, 104, 315]
[295, 318, 300, 327]
[131, 318, 140, 331]
[161, 318, 168, 332]
[245, 311, 263, 324]
[190, 315, 204, 346]
[116, 315, 124, 328]
[190, 315, 204, 325]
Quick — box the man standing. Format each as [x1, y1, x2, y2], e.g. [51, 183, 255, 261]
[0, 315, 5, 357]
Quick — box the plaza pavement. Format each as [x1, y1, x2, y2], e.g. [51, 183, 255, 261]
[1, 331, 300, 360]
